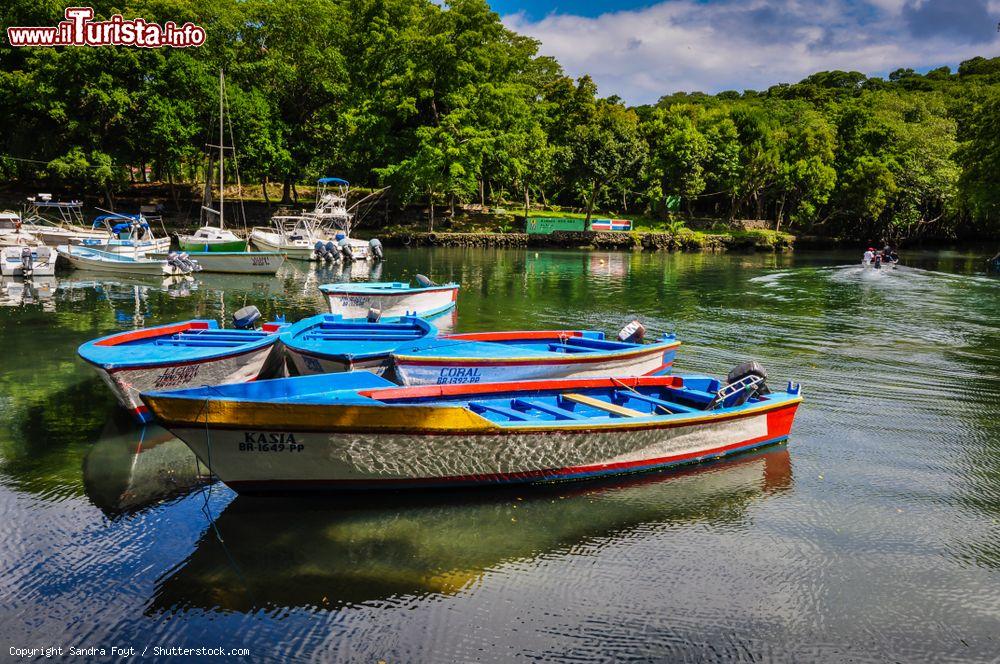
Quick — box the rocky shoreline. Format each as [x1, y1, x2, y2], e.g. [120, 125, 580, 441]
[378, 229, 795, 252]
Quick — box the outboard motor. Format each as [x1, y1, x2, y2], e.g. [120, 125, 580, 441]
[314, 241, 327, 260]
[167, 251, 201, 273]
[367, 307, 382, 323]
[326, 241, 339, 262]
[369, 238, 384, 261]
[617, 319, 646, 344]
[338, 238, 353, 262]
[20, 247, 33, 277]
[414, 273, 437, 288]
[232, 305, 262, 330]
[711, 361, 771, 409]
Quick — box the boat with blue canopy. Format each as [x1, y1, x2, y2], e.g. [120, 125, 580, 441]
[80, 308, 287, 423]
[78, 214, 171, 256]
[392, 326, 681, 386]
[140, 366, 803, 493]
[280, 313, 437, 376]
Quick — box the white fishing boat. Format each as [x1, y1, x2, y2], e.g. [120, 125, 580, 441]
[56, 244, 194, 276]
[148, 250, 286, 274]
[250, 177, 382, 261]
[21, 195, 108, 245]
[0, 211, 42, 247]
[76, 214, 171, 257]
[1, 245, 56, 277]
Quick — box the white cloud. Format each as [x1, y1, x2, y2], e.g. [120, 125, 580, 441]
[503, 0, 1000, 104]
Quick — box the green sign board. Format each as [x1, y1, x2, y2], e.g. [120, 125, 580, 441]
[526, 217, 588, 235]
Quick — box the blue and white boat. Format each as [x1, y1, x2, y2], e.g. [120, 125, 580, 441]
[281, 314, 437, 376]
[319, 279, 459, 320]
[392, 329, 681, 386]
[80, 315, 287, 423]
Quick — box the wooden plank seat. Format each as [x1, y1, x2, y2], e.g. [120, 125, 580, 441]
[561, 393, 645, 417]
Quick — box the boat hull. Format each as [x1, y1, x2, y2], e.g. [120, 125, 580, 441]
[149, 251, 286, 274]
[323, 284, 458, 319]
[87, 344, 280, 423]
[284, 347, 392, 377]
[178, 238, 248, 252]
[394, 344, 677, 386]
[1, 246, 56, 277]
[249, 229, 316, 260]
[57, 248, 185, 275]
[157, 401, 799, 492]
[78, 237, 172, 257]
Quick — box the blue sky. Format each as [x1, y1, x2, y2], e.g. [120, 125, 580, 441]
[490, 0, 1000, 103]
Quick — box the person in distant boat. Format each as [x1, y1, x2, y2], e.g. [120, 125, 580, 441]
[863, 248, 874, 265]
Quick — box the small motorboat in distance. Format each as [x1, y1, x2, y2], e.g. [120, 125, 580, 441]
[281, 314, 437, 376]
[79, 306, 287, 423]
[393, 321, 679, 386]
[140, 364, 803, 493]
[319, 276, 459, 320]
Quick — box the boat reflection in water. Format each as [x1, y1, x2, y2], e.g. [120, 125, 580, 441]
[0, 276, 57, 310]
[83, 417, 211, 517]
[150, 446, 792, 613]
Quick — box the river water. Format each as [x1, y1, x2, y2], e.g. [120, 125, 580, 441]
[0, 248, 998, 662]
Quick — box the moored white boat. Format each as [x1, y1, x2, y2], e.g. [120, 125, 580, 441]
[392, 329, 680, 386]
[56, 244, 193, 276]
[77, 215, 171, 257]
[320, 279, 459, 320]
[1, 245, 55, 277]
[79, 317, 287, 423]
[148, 250, 286, 274]
[141, 371, 803, 493]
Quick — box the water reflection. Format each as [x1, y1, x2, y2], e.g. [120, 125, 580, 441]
[82, 418, 210, 518]
[0, 276, 57, 310]
[150, 446, 792, 614]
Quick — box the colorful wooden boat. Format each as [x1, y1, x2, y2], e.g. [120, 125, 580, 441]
[319, 280, 459, 320]
[79, 319, 287, 423]
[140, 371, 803, 493]
[392, 330, 680, 386]
[148, 251, 286, 274]
[280, 314, 437, 376]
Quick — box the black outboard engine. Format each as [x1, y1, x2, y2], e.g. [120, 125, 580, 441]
[167, 251, 200, 273]
[617, 319, 646, 343]
[326, 241, 339, 262]
[19, 247, 33, 277]
[232, 305, 262, 330]
[369, 238, 384, 261]
[314, 241, 326, 260]
[367, 307, 382, 323]
[414, 273, 437, 288]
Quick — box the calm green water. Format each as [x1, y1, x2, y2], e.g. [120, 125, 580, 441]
[1, 248, 999, 661]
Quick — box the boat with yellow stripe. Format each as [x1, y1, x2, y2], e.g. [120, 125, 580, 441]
[141, 367, 803, 493]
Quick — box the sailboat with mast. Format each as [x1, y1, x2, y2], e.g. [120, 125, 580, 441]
[178, 70, 248, 253]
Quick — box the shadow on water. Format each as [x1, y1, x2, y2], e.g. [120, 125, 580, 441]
[148, 446, 793, 614]
[82, 417, 211, 518]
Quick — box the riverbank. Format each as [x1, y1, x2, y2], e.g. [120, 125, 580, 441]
[378, 229, 796, 251]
